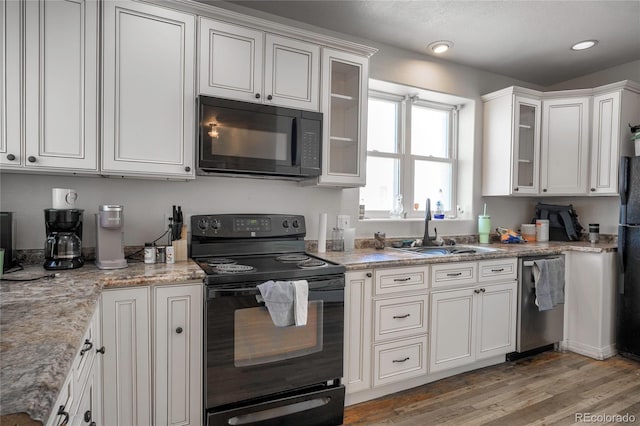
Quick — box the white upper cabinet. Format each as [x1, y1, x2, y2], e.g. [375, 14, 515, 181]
[0, 0, 21, 168]
[483, 82, 639, 197]
[589, 86, 640, 195]
[199, 18, 320, 111]
[102, 0, 195, 179]
[198, 19, 263, 103]
[317, 49, 369, 187]
[540, 97, 590, 195]
[2, 0, 99, 172]
[482, 89, 541, 196]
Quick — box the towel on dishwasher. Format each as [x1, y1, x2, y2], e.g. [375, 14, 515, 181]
[257, 280, 309, 327]
[533, 257, 565, 311]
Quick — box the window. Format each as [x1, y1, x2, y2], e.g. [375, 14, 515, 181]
[361, 90, 458, 218]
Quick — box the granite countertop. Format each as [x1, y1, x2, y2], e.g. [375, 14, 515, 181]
[317, 241, 617, 270]
[0, 241, 616, 423]
[0, 261, 205, 423]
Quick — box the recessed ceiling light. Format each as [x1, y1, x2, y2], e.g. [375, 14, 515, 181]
[428, 41, 453, 54]
[571, 40, 598, 51]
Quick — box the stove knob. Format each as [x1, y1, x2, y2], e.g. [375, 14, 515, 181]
[292, 220, 300, 228]
[282, 220, 290, 228]
[197, 218, 209, 231]
[211, 219, 220, 230]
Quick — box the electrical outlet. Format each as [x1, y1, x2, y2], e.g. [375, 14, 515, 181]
[163, 213, 173, 231]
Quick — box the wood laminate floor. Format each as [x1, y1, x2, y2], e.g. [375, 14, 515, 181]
[343, 351, 640, 425]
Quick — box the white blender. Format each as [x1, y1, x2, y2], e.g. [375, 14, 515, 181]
[95, 205, 127, 269]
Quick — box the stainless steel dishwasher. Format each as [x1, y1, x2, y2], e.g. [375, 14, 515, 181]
[513, 254, 565, 356]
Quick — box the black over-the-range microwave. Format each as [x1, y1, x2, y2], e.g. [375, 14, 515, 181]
[197, 96, 322, 179]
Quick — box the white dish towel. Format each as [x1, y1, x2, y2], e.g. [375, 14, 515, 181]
[257, 280, 309, 327]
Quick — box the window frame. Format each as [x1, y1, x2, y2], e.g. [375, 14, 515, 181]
[363, 91, 459, 219]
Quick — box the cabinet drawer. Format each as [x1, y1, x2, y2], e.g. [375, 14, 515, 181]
[431, 262, 477, 288]
[478, 258, 517, 282]
[374, 266, 429, 295]
[373, 335, 428, 387]
[374, 294, 429, 342]
[71, 306, 100, 404]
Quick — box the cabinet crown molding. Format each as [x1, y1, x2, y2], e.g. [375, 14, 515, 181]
[168, 0, 378, 57]
[482, 79, 640, 101]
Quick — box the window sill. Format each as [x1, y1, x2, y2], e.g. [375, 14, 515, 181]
[359, 217, 462, 223]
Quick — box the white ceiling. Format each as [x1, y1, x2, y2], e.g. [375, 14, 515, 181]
[225, 0, 640, 87]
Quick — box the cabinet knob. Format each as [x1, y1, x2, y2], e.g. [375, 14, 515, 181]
[255, 93, 261, 99]
[366, 272, 372, 278]
[27, 155, 36, 163]
[514, 187, 519, 192]
[543, 188, 548, 192]
[184, 166, 191, 173]
[176, 327, 183, 334]
[590, 188, 596, 192]
[84, 410, 92, 422]
[6, 154, 15, 161]
[474, 289, 481, 294]
[267, 95, 273, 100]
[480, 288, 486, 293]
[96, 346, 105, 354]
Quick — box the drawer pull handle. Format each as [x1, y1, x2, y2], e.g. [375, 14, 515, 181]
[57, 405, 69, 425]
[393, 313, 411, 319]
[393, 277, 412, 282]
[491, 268, 504, 272]
[96, 346, 106, 354]
[446, 272, 463, 277]
[80, 339, 93, 356]
[392, 357, 410, 363]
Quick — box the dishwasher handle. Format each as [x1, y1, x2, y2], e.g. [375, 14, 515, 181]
[522, 257, 562, 267]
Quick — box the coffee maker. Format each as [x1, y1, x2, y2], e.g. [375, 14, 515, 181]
[95, 205, 127, 269]
[44, 209, 84, 270]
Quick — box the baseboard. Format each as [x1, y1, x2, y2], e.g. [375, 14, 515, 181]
[564, 340, 617, 360]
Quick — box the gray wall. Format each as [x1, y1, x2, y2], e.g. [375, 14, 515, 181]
[1, 4, 637, 249]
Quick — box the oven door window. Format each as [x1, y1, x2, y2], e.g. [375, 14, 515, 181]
[234, 301, 323, 367]
[201, 105, 296, 172]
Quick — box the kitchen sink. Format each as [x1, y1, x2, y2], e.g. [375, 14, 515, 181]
[394, 245, 504, 256]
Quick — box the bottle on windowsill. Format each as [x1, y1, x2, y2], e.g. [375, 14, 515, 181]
[434, 190, 445, 219]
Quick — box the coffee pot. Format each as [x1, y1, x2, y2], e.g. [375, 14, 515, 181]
[43, 209, 84, 270]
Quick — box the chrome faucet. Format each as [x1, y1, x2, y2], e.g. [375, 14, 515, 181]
[422, 198, 439, 246]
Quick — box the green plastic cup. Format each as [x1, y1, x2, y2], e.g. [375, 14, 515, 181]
[478, 215, 491, 244]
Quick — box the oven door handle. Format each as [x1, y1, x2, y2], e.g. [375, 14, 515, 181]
[207, 284, 344, 299]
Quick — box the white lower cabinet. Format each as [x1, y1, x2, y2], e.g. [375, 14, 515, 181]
[47, 302, 103, 426]
[563, 251, 617, 359]
[102, 287, 152, 426]
[430, 262, 517, 373]
[153, 284, 203, 426]
[344, 266, 429, 396]
[101, 282, 202, 426]
[343, 270, 373, 394]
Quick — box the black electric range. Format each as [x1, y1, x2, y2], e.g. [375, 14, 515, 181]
[191, 214, 347, 426]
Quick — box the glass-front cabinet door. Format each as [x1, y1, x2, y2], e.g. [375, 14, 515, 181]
[318, 49, 369, 187]
[512, 96, 541, 194]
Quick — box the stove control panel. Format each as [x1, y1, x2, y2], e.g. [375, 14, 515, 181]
[191, 214, 306, 238]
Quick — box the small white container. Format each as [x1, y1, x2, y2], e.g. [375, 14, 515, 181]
[144, 243, 156, 264]
[343, 228, 356, 251]
[536, 219, 550, 242]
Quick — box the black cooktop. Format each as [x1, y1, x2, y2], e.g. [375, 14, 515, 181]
[195, 252, 346, 285]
